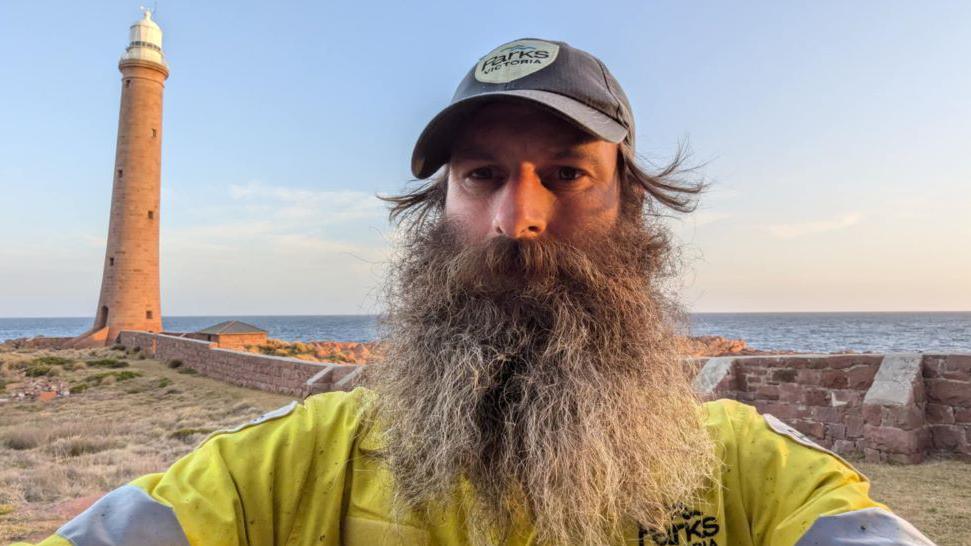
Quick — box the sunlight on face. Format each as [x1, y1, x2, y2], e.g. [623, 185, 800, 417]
[445, 101, 621, 245]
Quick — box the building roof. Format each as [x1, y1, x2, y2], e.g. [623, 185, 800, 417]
[196, 320, 267, 335]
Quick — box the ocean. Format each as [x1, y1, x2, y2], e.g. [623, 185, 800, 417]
[1, 312, 968, 354]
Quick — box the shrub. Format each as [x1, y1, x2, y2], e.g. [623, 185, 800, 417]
[177, 367, 198, 375]
[156, 377, 172, 388]
[167, 359, 183, 369]
[1, 428, 47, 450]
[69, 383, 89, 394]
[31, 356, 72, 367]
[111, 343, 126, 351]
[113, 371, 141, 382]
[25, 366, 55, 377]
[86, 358, 129, 369]
[45, 436, 121, 457]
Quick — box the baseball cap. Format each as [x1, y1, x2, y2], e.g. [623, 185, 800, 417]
[410, 38, 636, 179]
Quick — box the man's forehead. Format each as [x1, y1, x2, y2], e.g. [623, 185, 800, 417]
[451, 101, 607, 156]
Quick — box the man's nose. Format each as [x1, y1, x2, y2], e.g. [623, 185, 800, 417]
[492, 166, 550, 239]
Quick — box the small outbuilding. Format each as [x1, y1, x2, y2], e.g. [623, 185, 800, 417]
[193, 320, 267, 350]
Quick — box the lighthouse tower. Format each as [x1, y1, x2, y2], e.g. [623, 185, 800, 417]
[75, 10, 169, 346]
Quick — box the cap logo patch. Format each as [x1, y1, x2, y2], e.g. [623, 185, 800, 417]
[475, 39, 560, 84]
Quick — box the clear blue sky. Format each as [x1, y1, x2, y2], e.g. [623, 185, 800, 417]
[1, 1, 969, 317]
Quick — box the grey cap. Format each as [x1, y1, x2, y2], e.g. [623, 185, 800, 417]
[411, 38, 635, 179]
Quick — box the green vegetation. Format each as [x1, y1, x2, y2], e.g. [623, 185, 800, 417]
[24, 366, 56, 378]
[177, 367, 197, 375]
[30, 356, 72, 367]
[68, 383, 89, 394]
[86, 358, 129, 369]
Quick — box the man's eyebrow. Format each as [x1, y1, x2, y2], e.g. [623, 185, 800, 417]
[552, 148, 603, 168]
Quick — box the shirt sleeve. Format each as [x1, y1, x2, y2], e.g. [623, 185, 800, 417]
[727, 400, 936, 546]
[9, 389, 368, 546]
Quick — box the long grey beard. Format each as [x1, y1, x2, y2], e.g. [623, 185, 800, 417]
[364, 219, 716, 545]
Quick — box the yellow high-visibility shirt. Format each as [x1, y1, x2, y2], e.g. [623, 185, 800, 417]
[13, 387, 935, 546]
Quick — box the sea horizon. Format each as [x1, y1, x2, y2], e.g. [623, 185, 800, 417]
[2, 312, 970, 354]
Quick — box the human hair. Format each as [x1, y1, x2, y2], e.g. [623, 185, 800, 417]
[380, 140, 705, 232]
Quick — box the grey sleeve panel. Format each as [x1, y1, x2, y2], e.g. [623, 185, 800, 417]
[795, 507, 937, 546]
[57, 484, 190, 546]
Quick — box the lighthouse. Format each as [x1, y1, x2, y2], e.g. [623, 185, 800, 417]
[74, 10, 168, 346]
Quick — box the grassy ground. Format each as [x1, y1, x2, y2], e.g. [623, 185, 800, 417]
[0, 347, 292, 543]
[1, 348, 969, 545]
[858, 459, 971, 546]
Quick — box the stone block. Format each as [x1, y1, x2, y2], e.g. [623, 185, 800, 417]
[772, 368, 798, 383]
[760, 402, 802, 421]
[926, 379, 971, 407]
[832, 439, 857, 455]
[845, 415, 865, 437]
[864, 425, 920, 453]
[847, 365, 877, 389]
[886, 404, 924, 430]
[820, 370, 848, 389]
[863, 404, 883, 425]
[827, 355, 875, 370]
[812, 405, 843, 423]
[863, 448, 883, 463]
[831, 390, 863, 408]
[797, 369, 821, 384]
[825, 423, 847, 440]
[930, 425, 965, 450]
[792, 419, 826, 440]
[955, 407, 971, 424]
[926, 403, 955, 424]
[944, 355, 971, 380]
[804, 389, 831, 406]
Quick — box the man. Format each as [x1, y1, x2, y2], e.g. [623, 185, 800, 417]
[17, 38, 935, 546]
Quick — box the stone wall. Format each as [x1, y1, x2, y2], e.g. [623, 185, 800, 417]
[118, 331, 362, 397]
[694, 353, 971, 463]
[922, 354, 971, 458]
[119, 329, 969, 464]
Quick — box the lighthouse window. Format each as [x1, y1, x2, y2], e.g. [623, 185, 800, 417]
[118, 169, 123, 178]
[109, 257, 114, 266]
[151, 128, 157, 138]
[126, 79, 131, 88]
[146, 310, 153, 319]
[148, 210, 154, 219]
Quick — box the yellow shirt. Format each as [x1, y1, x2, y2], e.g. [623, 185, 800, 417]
[14, 387, 935, 546]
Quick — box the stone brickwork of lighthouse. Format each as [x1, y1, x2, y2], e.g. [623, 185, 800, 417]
[74, 11, 169, 346]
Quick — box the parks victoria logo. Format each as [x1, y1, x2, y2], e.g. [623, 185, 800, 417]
[475, 39, 560, 84]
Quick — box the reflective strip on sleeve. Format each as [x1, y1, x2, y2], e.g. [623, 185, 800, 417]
[57, 484, 190, 546]
[795, 507, 937, 545]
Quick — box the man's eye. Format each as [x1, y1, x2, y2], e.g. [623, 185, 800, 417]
[556, 167, 583, 181]
[469, 167, 495, 180]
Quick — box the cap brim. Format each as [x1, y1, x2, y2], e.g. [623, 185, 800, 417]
[410, 90, 628, 179]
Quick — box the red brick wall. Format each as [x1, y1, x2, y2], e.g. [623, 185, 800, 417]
[922, 354, 971, 458]
[715, 355, 882, 456]
[119, 331, 359, 397]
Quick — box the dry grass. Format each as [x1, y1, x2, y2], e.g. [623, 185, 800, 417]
[858, 459, 971, 546]
[1, 348, 968, 544]
[0, 347, 292, 543]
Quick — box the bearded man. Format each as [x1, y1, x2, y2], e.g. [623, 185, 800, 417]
[20, 39, 935, 546]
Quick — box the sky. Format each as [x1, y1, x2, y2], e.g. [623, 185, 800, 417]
[1, 1, 969, 317]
